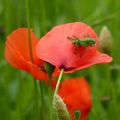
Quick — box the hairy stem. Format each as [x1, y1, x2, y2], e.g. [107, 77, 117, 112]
[53, 68, 64, 104]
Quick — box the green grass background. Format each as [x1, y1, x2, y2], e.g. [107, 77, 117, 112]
[0, 0, 120, 120]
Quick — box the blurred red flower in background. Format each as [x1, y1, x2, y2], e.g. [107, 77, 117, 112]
[36, 22, 112, 72]
[58, 77, 92, 120]
[4, 28, 58, 85]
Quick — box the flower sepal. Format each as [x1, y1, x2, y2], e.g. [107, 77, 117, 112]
[44, 62, 55, 79]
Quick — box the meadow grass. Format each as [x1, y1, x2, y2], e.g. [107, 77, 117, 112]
[0, 0, 120, 120]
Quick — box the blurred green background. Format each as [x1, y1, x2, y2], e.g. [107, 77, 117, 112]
[0, 0, 120, 120]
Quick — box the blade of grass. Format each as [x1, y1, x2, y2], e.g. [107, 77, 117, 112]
[25, 0, 39, 119]
[90, 13, 117, 27]
[39, 0, 47, 35]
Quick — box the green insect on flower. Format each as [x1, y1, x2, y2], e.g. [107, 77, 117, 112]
[67, 36, 96, 47]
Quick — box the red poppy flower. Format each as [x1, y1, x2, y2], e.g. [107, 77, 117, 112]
[36, 22, 112, 72]
[58, 77, 92, 120]
[5, 28, 58, 85]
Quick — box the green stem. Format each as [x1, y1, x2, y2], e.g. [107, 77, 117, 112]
[39, 81, 44, 120]
[108, 65, 119, 120]
[53, 68, 64, 104]
[33, 79, 39, 119]
[49, 79, 53, 120]
[4, 0, 10, 36]
[49, 76, 52, 88]
[17, 0, 22, 27]
[25, 0, 39, 119]
[54, 0, 59, 24]
[110, 81, 118, 119]
[18, 72, 24, 120]
[39, 0, 47, 35]
[25, 0, 34, 62]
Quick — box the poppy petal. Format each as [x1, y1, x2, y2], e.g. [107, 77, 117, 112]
[5, 28, 49, 80]
[5, 43, 48, 80]
[65, 51, 113, 73]
[5, 28, 43, 66]
[5, 44, 29, 71]
[36, 22, 111, 72]
[58, 77, 92, 120]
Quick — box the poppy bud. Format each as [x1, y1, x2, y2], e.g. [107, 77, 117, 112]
[74, 110, 81, 120]
[99, 26, 113, 55]
[100, 96, 111, 109]
[110, 64, 120, 81]
[53, 94, 71, 120]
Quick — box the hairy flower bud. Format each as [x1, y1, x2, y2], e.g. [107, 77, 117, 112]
[99, 26, 113, 54]
[53, 94, 71, 120]
[100, 96, 111, 109]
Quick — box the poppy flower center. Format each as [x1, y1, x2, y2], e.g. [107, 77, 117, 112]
[60, 64, 76, 71]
